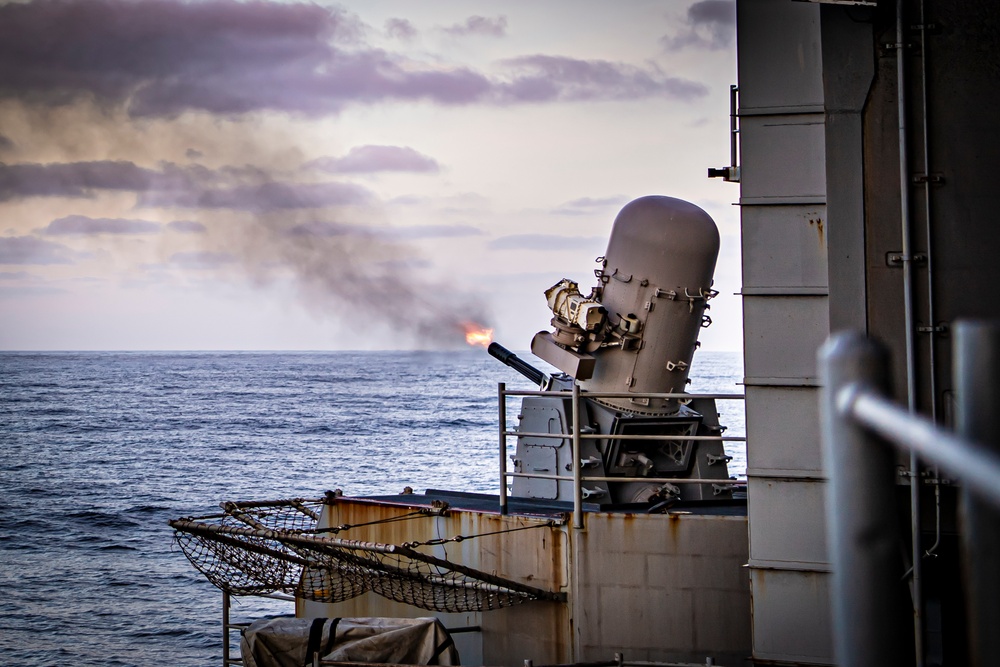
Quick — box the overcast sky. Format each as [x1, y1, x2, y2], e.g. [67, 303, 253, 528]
[0, 0, 741, 351]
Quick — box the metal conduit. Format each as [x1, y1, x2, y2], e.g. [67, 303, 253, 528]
[896, 0, 924, 661]
[916, 0, 944, 564]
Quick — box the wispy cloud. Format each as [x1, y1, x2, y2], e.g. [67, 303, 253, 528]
[497, 56, 707, 102]
[305, 146, 440, 174]
[166, 220, 207, 234]
[389, 224, 484, 240]
[138, 181, 374, 211]
[489, 234, 605, 251]
[285, 221, 483, 241]
[40, 215, 162, 235]
[443, 15, 507, 38]
[0, 236, 76, 264]
[385, 18, 417, 41]
[551, 195, 628, 215]
[661, 1, 736, 52]
[169, 251, 236, 270]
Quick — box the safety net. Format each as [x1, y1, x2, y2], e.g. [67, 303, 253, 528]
[169, 498, 565, 613]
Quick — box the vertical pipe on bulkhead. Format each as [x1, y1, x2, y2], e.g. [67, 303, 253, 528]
[896, 0, 924, 661]
[954, 321, 1000, 666]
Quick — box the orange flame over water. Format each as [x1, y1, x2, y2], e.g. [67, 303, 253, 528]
[462, 322, 494, 347]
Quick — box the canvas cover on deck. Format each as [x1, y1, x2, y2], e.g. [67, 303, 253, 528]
[240, 616, 460, 667]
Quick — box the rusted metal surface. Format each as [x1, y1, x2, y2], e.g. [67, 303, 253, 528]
[301, 497, 749, 667]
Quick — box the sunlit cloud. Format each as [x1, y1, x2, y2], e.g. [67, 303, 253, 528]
[305, 146, 441, 174]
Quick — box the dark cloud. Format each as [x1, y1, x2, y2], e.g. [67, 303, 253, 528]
[489, 234, 605, 251]
[306, 146, 441, 174]
[138, 181, 373, 210]
[185, 148, 204, 160]
[0, 236, 76, 264]
[285, 221, 362, 238]
[443, 16, 507, 38]
[166, 220, 207, 233]
[385, 18, 417, 41]
[0, 134, 14, 152]
[498, 56, 708, 102]
[0, 160, 158, 201]
[0, 0, 706, 117]
[169, 251, 236, 269]
[0, 159, 374, 212]
[41, 215, 162, 235]
[661, 1, 736, 51]
[0, 0, 488, 116]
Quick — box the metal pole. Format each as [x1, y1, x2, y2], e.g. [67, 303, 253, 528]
[820, 332, 904, 667]
[729, 84, 739, 169]
[896, 2, 925, 661]
[222, 588, 230, 667]
[499, 382, 508, 515]
[572, 381, 583, 530]
[954, 321, 1000, 666]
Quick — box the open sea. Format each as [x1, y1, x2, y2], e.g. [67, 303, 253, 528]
[0, 350, 744, 667]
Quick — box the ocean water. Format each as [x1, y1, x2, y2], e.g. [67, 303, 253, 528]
[0, 350, 744, 666]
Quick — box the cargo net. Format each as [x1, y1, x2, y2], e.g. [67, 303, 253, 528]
[169, 498, 564, 613]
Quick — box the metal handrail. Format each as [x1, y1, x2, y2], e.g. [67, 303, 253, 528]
[820, 323, 1000, 667]
[497, 383, 746, 527]
[838, 385, 1000, 510]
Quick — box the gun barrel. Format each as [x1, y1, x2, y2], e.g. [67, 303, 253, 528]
[488, 342, 548, 386]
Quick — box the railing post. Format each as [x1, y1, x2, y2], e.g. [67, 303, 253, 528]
[954, 320, 1000, 665]
[222, 588, 231, 667]
[499, 382, 508, 516]
[819, 332, 903, 666]
[572, 381, 583, 530]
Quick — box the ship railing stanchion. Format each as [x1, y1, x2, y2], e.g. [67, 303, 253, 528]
[499, 382, 508, 516]
[954, 321, 1000, 663]
[819, 332, 902, 666]
[222, 588, 231, 667]
[572, 381, 583, 530]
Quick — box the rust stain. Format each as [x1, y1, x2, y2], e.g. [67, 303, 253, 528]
[809, 217, 825, 247]
[667, 512, 681, 541]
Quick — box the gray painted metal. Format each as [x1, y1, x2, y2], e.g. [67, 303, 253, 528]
[742, 296, 829, 381]
[736, 1, 834, 663]
[954, 321, 1000, 665]
[819, 332, 904, 667]
[581, 196, 719, 411]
